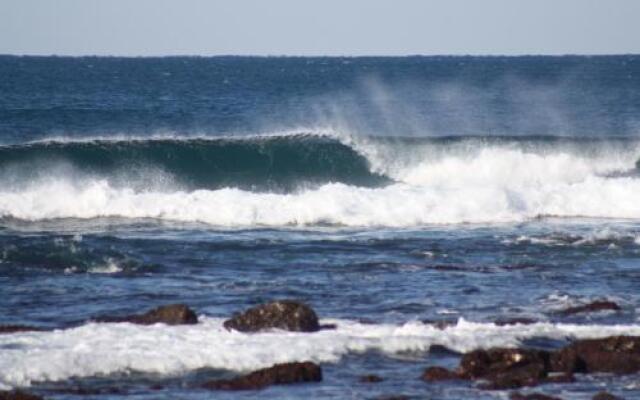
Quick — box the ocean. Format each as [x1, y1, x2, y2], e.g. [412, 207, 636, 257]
[1, 55, 640, 399]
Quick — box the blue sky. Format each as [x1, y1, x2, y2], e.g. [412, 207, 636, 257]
[1, 0, 640, 56]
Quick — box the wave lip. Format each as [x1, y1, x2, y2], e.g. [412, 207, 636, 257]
[0, 134, 389, 192]
[2, 318, 640, 389]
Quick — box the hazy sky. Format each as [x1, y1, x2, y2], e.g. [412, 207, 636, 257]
[2, 0, 640, 56]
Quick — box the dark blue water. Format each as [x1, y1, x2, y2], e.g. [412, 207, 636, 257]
[1, 56, 640, 399]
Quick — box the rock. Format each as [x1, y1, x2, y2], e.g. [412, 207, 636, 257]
[550, 336, 640, 374]
[223, 300, 320, 333]
[360, 374, 383, 383]
[493, 318, 538, 326]
[459, 348, 551, 389]
[421, 366, 459, 382]
[561, 300, 620, 316]
[421, 319, 458, 330]
[592, 392, 623, 400]
[0, 325, 45, 334]
[50, 386, 124, 396]
[376, 396, 410, 400]
[459, 348, 549, 379]
[543, 372, 574, 384]
[202, 361, 322, 390]
[94, 304, 198, 326]
[510, 393, 563, 400]
[0, 391, 44, 400]
[419, 335, 640, 391]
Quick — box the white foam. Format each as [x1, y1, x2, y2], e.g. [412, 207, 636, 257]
[1, 170, 640, 227]
[504, 227, 640, 247]
[2, 318, 640, 388]
[1, 133, 640, 227]
[87, 259, 123, 274]
[15, 128, 339, 147]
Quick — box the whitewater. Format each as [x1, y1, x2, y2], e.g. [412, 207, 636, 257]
[4, 318, 640, 389]
[0, 132, 639, 227]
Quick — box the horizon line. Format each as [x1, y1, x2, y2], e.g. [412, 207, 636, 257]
[1, 52, 639, 59]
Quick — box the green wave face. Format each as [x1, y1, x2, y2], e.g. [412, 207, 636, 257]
[0, 135, 390, 192]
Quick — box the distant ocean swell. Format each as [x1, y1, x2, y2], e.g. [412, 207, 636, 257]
[0, 131, 639, 227]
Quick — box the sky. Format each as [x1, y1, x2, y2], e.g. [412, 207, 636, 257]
[1, 0, 640, 56]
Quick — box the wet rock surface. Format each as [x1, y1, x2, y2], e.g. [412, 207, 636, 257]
[423, 337, 640, 390]
[421, 366, 459, 382]
[202, 361, 322, 390]
[561, 300, 621, 316]
[460, 348, 550, 389]
[550, 336, 640, 374]
[94, 304, 198, 326]
[592, 392, 623, 400]
[0, 325, 45, 334]
[0, 391, 44, 400]
[223, 300, 320, 332]
[591, 392, 623, 400]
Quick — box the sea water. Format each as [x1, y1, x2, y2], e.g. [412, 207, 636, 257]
[1, 55, 640, 399]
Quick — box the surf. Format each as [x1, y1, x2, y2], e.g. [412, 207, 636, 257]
[0, 132, 640, 227]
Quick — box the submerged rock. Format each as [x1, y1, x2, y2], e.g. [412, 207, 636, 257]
[360, 374, 384, 383]
[421, 366, 459, 382]
[94, 304, 198, 326]
[561, 300, 621, 316]
[493, 318, 538, 326]
[202, 361, 322, 390]
[0, 391, 44, 400]
[510, 393, 563, 400]
[376, 396, 411, 400]
[459, 348, 549, 388]
[223, 300, 320, 333]
[421, 319, 458, 330]
[430, 335, 640, 390]
[592, 392, 623, 400]
[454, 347, 573, 390]
[0, 325, 45, 334]
[551, 336, 640, 374]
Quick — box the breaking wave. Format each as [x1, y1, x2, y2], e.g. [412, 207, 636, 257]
[0, 131, 640, 227]
[2, 318, 640, 388]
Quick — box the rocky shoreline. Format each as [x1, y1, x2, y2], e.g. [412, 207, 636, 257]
[1, 299, 634, 399]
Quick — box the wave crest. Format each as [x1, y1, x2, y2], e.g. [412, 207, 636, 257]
[1, 132, 640, 227]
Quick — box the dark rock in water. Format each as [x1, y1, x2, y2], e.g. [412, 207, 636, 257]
[0, 325, 45, 334]
[510, 393, 563, 400]
[223, 300, 319, 333]
[494, 318, 538, 326]
[376, 396, 410, 400]
[94, 304, 198, 326]
[360, 374, 383, 383]
[421, 319, 458, 330]
[50, 386, 124, 396]
[421, 366, 459, 382]
[561, 300, 621, 316]
[460, 348, 550, 389]
[202, 361, 322, 390]
[550, 336, 640, 374]
[543, 372, 574, 384]
[592, 392, 623, 400]
[439, 335, 640, 390]
[0, 391, 44, 400]
[460, 348, 549, 379]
